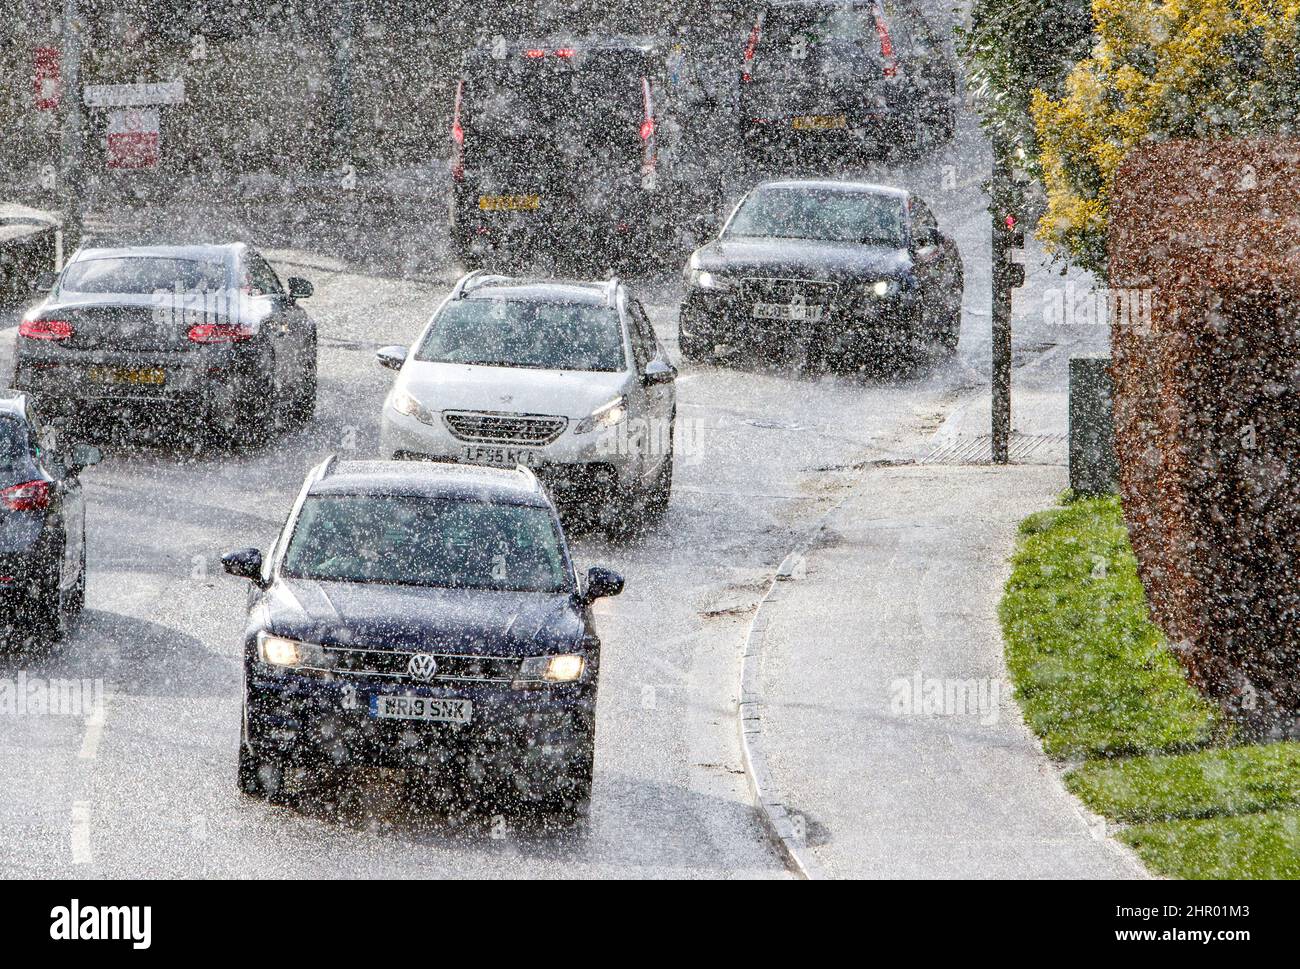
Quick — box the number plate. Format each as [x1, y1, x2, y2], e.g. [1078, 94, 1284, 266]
[478, 194, 541, 212]
[752, 302, 825, 322]
[88, 366, 166, 386]
[370, 694, 473, 724]
[791, 115, 847, 131]
[462, 445, 541, 467]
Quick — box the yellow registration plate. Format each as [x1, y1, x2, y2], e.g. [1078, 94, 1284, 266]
[89, 366, 166, 386]
[478, 194, 541, 212]
[792, 115, 848, 131]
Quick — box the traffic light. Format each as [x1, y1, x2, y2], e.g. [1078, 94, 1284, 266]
[998, 213, 1026, 288]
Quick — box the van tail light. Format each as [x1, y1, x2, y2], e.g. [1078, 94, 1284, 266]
[451, 79, 465, 181]
[2, 480, 51, 512]
[640, 77, 657, 190]
[741, 18, 762, 82]
[187, 323, 253, 344]
[18, 318, 73, 341]
[873, 3, 899, 77]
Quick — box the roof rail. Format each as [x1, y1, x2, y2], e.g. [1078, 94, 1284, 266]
[514, 464, 542, 492]
[451, 269, 486, 299]
[604, 276, 620, 308]
[313, 453, 339, 481]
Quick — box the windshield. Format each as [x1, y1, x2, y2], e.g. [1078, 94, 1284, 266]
[283, 495, 571, 593]
[61, 257, 230, 295]
[725, 188, 907, 245]
[416, 298, 626, 372]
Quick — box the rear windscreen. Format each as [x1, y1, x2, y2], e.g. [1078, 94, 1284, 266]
[463, 54, 644, 160]
[61, 257, 230, 294]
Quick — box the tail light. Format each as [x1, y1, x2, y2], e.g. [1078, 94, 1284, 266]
[873, 3, 899, 77]
[2, 480, 51, 512]
[640, 77, 657, 190]
[18, 318, 73, 341]
[554, 48, 576, 58]
[188, 323, 253, 344]
[741, 18, 762, 82]
[523, 48, 546, 59]
[451, 79, 465, 182]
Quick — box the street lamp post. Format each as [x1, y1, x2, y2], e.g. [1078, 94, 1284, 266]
[60, 0, 85, 250]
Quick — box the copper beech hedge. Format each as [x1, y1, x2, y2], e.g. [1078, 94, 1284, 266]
[1108, 139, 1300, 726]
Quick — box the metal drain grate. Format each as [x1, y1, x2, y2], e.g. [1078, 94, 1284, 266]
[922, 433, 1067, 465]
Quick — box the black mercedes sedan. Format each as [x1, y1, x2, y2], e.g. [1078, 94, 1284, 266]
[678, 179, 963, 369]
[15, 244, 317, 445]
[223, 457, 624, 814]
[0, 392, 101, 646]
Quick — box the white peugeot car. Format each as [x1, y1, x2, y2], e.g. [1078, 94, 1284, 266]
[378, 273, 677, 530]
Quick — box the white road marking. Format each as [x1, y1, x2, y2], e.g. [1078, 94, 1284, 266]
[70, 801, 92, 865]
[79, 700, 106, 760]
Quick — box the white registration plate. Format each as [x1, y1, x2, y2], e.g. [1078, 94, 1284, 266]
[370, 694, 472, 724]
[462, 445, 540, 467]
[752, 301, 824, 322]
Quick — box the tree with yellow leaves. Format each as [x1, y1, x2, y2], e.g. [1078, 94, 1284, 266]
[1032, 0, 1300, 275]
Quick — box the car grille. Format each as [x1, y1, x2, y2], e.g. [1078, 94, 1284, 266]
[743, 277, 840, 307]
[320, 646, 523, 684]
[443, 411, 567, 446]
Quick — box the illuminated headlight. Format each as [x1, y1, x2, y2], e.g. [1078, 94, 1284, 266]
[574, 395, 627, 435]
[862, 279, 899, 298]
[390, 389, 436, 425]
[520, 654, 586, 682]
[689, 268, 735, 291]
[257, 632, 332, 668]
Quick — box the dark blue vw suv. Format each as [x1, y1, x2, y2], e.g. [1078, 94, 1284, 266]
[223, 457, 623, 813]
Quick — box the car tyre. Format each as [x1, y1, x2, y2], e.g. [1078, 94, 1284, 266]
[645, 432, 674, 522]
[238, 742, 290, 804]
[289, 351, 317, 429]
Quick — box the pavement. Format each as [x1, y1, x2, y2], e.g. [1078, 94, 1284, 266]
[739, 311, 1148, 877]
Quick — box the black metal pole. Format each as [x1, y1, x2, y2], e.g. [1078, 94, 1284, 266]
[991, 148, 1012, 465]
[60, 0, 85, 253]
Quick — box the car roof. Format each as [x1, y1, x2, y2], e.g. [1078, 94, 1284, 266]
[458, 274, 619, 307]
[751, 179, 910, 202]
[70, 243, 245, 263]
[309, 459, 551, 506]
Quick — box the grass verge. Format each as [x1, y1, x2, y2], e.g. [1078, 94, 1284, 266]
[1002, 494, 1299, 879]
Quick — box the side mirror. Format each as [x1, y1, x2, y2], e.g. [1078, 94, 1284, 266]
[376, 345, 408, 371]
[912, 227, 940, 252]
[30, 271, 55, 293]
[287, 277, 314, 300]
[222, 547, 265, 584]
[66, 443, 102, 474]
[642, 358, 677, 386]
[582, 566, 624, 604]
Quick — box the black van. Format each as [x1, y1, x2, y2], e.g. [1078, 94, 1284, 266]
[738, 0, 957, 159]
[448, 38, 720, 269]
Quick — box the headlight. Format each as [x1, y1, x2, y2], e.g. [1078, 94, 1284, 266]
[520, 654, 586, 682]
[390, 389, 436, 425]
[574, 395, 627, 435]
[688, 268, 735, 291]
[257, 632, 332, 668]
[863, 279, 900, 298]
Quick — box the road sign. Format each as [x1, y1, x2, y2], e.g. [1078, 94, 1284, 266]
[34, 47, 61, 111]
[106, 107, 160, 169]
[84, 81, 184, 108]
